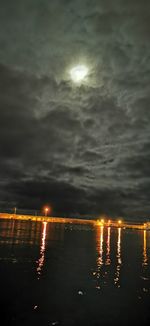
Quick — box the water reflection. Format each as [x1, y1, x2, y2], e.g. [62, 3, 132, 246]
[0, 220, 41, 246]
[0, 220, 14, 244]
[106, 227, 111, 265]
[114, 227, 122, 287]
[95, 226, 123, 288]
[37, 222, 47, 279]
[97, 226, 104, 267]
[95, 225, 104, 282]
[143, 230, 148, 266]
[0, 220, 150, 325]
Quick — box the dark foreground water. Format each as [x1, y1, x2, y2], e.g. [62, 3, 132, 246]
[0, 219, 150, 326]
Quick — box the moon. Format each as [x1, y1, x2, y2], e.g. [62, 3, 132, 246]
[70, 65, 88, 83]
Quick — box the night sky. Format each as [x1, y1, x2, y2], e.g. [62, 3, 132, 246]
[0, 0, 150, 218]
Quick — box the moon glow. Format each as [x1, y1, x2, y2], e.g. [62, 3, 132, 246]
[70, 65, 88, 83]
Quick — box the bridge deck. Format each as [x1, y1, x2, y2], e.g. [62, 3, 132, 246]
[0, 213, 149, 230]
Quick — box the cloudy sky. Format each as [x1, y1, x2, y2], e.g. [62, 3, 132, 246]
[0, 0, 150, 218]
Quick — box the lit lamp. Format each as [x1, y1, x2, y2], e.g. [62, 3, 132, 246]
[118, 220, 122, 225]
[44, 207, 49, 217]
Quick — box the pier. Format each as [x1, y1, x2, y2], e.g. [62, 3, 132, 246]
[0, 213, 95, 225]
[0, 212, 149, 230]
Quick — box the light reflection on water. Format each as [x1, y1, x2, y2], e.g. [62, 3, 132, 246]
[106, 226, 111, 266]
[114, 227, 122, 287]
[143, 230, 148, 266]
[36, 222, 47, 279]
[97, 225, 103, 268]
[0, 219, 150, 325]
[95, 226, 122, 288]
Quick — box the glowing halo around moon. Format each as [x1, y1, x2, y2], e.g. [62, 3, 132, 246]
[70, 65, 89, 83]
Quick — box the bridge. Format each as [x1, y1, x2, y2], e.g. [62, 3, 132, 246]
[0, 212, 149, 230]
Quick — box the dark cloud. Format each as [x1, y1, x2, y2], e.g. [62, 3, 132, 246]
[0, 0, 150, 218]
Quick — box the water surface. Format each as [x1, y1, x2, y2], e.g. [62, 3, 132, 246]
[0, 219, 150, 326]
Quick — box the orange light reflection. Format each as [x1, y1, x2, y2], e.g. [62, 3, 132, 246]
[106, 227, 111, 265]
[96, 226, 104, 278]
[37, 222, 47, 279]
[143, 230, 148, 266]
[114, 227, 122, 287]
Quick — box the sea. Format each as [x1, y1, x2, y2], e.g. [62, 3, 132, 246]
[0, 218, 150, 326]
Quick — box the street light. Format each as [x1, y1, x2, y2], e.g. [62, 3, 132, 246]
[44, 207, 49, 217]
